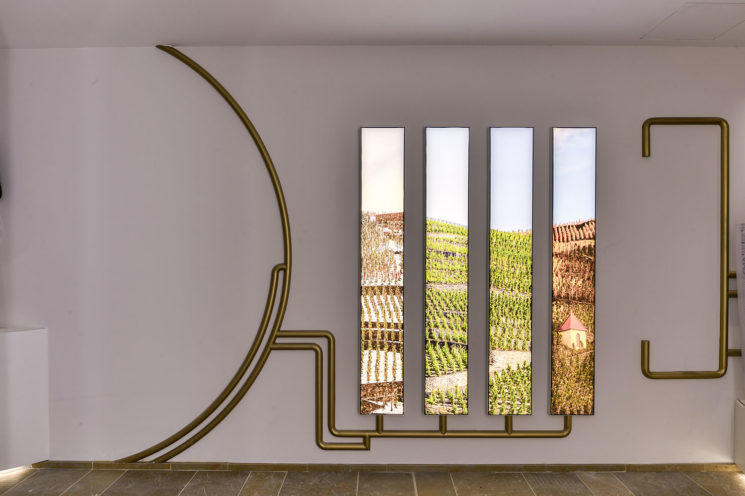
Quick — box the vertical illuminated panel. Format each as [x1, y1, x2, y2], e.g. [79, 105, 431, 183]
[424, 127, 469, 415]
[360, 128, 404, 415]
[551, 128, 596, 415]
[488, 128, 533, 415]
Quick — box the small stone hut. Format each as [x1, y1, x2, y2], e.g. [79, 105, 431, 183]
[557, 312, 588, 350]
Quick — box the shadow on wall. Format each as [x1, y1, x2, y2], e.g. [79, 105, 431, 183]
[0, 30, 8, 459]
[0, 38, 8, 324]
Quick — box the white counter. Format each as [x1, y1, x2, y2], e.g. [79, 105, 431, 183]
[0, 328, 49, 470]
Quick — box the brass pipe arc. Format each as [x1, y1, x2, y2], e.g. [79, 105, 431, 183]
[117, 45, 292, 463]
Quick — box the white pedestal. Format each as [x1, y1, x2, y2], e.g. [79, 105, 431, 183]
[0, 328, 49, 470]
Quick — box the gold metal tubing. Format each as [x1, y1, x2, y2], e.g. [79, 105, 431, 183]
[274, 331, 572, 445]
[277, 330, 369, 437]
[369, 416, 572, 438]
[155, 45, 292, 270]
[271, 342, 370, 450]
[117, 264, 284, 463]
[118, 45, 294, 463]
[151, 286, 292, 462]
[640, 117, 729, 379]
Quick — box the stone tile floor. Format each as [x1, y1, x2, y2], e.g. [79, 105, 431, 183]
[1, 468, 744, 495]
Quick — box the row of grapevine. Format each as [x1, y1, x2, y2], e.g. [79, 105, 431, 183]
[428, 238, 468, 255]
[427, 327, 467, 344]
[552, 220, 595, 244]
[361, 286, 403, 326]
[361, 285, 404, 385]
[425, 341, 468, 377]
[489, 362, 532, 415]
[361, 347, 403, 384]
[490, 230, 532, 294]
[426, 386, 469, 415]
[551, 339, 594, 415]
[553, 245, 596, 302]
[426, 229, 468, 287]
[426, 219, 468, 237]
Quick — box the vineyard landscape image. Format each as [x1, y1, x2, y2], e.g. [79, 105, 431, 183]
[488, 128, 534, 415]
[360, 128, 405, 414]
[425, 128, 470, 415]
[551, 128, 597, 415]
[359, 126, 596, 418]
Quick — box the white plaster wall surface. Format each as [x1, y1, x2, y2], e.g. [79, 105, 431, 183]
[0, 46, 743, 463]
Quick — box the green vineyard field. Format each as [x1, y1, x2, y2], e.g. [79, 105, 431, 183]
[489, 229, 533, 414]
[425, 220, 469, 415]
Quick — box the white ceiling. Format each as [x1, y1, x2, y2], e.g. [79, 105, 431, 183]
[3, 0, 745, 48]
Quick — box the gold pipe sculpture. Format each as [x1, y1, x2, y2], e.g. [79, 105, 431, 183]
[274, 331, 571, 449]
[119, 45, 572, 462]
[117, 45, 293, 463]
[640, 117, 740, 379]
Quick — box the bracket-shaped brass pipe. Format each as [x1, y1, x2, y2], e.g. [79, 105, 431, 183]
[273, 330, 571, 449]
[640, 117, 736, 379]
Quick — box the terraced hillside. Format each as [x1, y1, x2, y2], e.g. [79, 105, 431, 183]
[361, 212, 403, 414]
[488, 229, 533, 415]
[425, 220, 469, 415]
[551, 219, 596, 415]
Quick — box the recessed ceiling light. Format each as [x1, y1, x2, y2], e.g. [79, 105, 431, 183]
[642, 2, 745, 40]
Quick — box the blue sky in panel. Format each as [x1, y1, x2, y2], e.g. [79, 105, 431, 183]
[553, 128, 596, 225]
[426, 127, 469, 227]
[490, 128, 533, 232]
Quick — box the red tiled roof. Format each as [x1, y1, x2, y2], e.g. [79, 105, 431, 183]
[558, 311, 588, 332]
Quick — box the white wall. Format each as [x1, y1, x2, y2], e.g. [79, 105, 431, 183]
[0, 45, 744, 464]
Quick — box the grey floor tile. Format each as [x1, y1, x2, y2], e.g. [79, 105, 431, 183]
[278, 472, 357, 496]
[358, 472, 415, 496]
[180, 471, 249, 496]
[524, 473, 593, 496]
[0, 468, 37, 495]
[101, 470, 195, 496]
[3, 469, 90, 496]
[450, 472, 534, 496]
[685, 472, 745, 496]
[61, 470, 125, 496]
[239, 472, 286, 496]
[576, 472, 633, 496]
[614, 472, 711, 496]
[414, 472, 457, 496]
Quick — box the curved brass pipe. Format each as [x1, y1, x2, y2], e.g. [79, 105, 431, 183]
[117, 45, 292, 463]
[118, 263, 284, 463]
[121, 45, 572, 459]
[640, 117, 734, 379]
